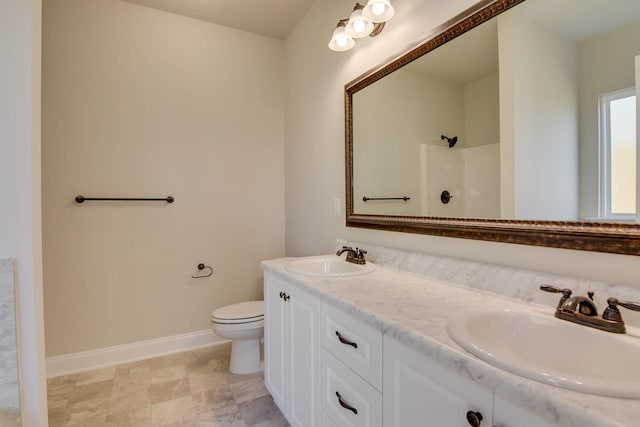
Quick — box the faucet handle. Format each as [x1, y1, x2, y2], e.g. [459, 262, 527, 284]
[350, 247, 367, 264]
[617, 299, 640, 311]
[540, 285, 572, 296]
[540, 285, 572, 308]
[603, 297, 640, 322]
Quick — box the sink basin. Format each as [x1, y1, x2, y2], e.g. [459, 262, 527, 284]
[285, 256, 375, 277]
[446, 305, 640, 398]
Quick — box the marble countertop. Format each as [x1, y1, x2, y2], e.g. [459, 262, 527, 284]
[262, 255, 640, 427]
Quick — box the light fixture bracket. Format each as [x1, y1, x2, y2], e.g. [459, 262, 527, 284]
[369, 22, 385, 37]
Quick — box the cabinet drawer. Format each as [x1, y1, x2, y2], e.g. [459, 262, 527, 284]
[321, 303, 383, 390]
[321, 349, 382, 427]
[322, 411, 339, 427]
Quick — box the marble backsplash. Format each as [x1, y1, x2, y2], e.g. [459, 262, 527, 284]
[0, 258, 21, 426]
[336, 239, 640, 327]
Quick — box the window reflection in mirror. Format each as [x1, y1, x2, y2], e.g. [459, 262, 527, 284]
[599, 89, 637, 220]
[351, 0, 640, 223]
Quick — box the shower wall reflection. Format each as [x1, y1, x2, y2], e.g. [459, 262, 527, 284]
[0, 259, 21, 426]
[353, 49, 501, 217]
[420, 143, 500, 217]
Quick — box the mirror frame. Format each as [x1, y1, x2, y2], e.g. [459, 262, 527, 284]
[345, 0, 640, 256]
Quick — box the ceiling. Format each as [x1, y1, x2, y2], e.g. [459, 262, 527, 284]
[121, 0, 317, 40]
[519, 0, 640, 41]
[405, 19, 498, 85]
[401, 0, 640, 85]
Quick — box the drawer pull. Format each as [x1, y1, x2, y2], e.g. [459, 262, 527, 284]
[335, 391, 358, 415]
[335, 331, 358, 349]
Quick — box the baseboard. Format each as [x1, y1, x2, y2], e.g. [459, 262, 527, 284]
[46, 329, 228, 378]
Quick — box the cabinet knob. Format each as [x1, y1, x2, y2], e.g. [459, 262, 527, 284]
[278, 291, 290, 301]
[466, 411, 483, 426]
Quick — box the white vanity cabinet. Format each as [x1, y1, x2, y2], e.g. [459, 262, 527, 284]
[264, 265, 586, 427]
[264, 272, 321, 427]
[383, 335, 493, 427]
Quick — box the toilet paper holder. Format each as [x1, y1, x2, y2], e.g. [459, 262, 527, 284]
[192, 263, 213, 279]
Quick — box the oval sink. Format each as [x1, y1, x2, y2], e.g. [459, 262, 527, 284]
[285, 257, 375, 277]
[446, 305, 640, 398]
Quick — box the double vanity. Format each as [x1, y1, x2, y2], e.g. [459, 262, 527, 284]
[261, 242, 640, 427]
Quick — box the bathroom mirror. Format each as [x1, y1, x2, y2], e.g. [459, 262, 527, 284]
[346, 0, 640, 255]
[0, 259, 21, 426]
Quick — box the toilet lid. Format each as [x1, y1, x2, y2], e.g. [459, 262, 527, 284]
[211, 301, 264, 323]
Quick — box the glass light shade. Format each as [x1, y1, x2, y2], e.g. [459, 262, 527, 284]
[362, 0, 395, 23]
[328, 25, 355, 52]
[345, 9, 374, 38]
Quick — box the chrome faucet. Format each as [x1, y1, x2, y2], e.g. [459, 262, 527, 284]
[336, 246, 367, 265]
[541, 285, 640, 333]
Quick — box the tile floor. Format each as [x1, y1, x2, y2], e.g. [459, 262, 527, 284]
[47, 343, 289, 427]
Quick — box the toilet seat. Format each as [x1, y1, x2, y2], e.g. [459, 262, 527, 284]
[211, 301, 264, 325]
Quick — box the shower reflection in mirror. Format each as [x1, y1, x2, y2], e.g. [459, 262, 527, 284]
[352, 60, 501, 218]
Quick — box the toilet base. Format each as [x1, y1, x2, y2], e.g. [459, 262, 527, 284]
[229, 338, 263, 375]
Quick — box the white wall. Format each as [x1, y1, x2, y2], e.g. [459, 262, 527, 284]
[464, 143, 500, 217]
[284, 0, 640, 287]
[0, 0, 48, 425]
[578, 20, 640, 219]
[42, 0, 285, 356]
[498, 10, 579, 220]
[464, 73, 500, 148]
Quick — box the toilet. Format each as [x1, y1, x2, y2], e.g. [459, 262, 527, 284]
[210, 300, 264, 374]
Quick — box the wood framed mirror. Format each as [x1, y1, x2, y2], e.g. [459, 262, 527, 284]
[345, 0, 640, 255]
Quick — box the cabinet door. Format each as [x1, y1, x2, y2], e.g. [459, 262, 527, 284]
[493, 395, 558, 427]
[264, 274, 288, 414]
[383, 335, 493, 427]
[287, 284, 321, 427]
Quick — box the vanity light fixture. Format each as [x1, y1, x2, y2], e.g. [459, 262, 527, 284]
[345, 3, 375, 38]
[328, 19, 356, 52]
[363, 0, 395, 23]
[328, 1, 394, 52]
